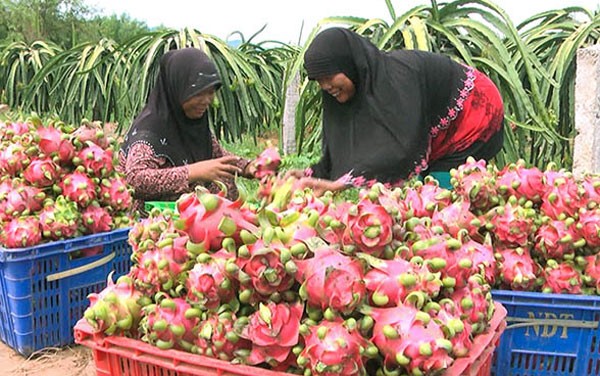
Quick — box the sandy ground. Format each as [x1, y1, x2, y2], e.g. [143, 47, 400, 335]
[0, 341, 96, 376]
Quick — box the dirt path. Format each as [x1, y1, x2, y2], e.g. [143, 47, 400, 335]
[0, 341, 96, 376]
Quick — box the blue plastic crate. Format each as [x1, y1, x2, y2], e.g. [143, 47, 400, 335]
[0, 228, 132, 356]
[491, 289, 600, 376]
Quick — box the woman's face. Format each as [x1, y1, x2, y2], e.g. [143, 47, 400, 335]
[182, 86, 216, 119]
[316, 73, 356, 103]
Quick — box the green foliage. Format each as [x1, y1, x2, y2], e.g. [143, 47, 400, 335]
[1, 0, 598, 171]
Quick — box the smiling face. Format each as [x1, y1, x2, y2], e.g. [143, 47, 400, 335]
[181, 86, 216, 119]
[316, 73, 356, 103]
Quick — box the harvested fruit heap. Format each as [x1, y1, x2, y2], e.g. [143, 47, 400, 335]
[84, 165, 504, 376]
[0, 117, 134, 249]
[451, 157, 600, 294]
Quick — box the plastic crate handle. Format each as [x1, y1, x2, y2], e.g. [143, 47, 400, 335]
[505, 316, 599, 330]
[46, 252, 116, 282]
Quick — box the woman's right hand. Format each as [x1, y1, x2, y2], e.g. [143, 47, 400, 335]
[188, 156, 243, 183]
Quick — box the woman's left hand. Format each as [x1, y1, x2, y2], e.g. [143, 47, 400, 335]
[297, 177, 346, 196]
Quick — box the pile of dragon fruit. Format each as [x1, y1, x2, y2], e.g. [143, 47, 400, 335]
[83, 169, 500, 375]
[0, 118, 133, 249]
[451, 157, 600, 294]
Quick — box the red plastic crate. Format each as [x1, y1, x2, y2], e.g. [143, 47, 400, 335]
[74, 302, 507, 376]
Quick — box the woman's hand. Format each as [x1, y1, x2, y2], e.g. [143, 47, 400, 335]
[297, 177, 346, 196]
[188, 156, 243, 183]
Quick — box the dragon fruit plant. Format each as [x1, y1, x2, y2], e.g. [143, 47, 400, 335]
[0, 116, 134, 248]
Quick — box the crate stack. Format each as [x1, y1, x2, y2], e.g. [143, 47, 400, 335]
[0, 117, 134, 356]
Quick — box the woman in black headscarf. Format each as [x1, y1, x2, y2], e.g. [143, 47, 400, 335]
[297, 27, 504, 194]
[119, 48, 255, 212]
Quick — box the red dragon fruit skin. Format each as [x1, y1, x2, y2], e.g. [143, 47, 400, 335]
[176, 185, 259, 251]
[74, 141, 115, 177]
[98, 175, 133, 212]
[341, 196, 394, 257]
[141, 297, 200, 351]
[84, 272, 144, 336]
[496, 160, 547, 203]
[295, 246, 366, 315]
[542, 260, 583, 294]
[1, 216, 42, 248]
[484, 195, 537, 248]
[22, 157, 61, 187]
[534, 218, 582, 261]
[496, 247, 540, 290]
[186, 250, 238, 310]
[298, 318, 376, 376]
[192, 311, 250, 360]
[237, 301, 303, 366]
[577, 208, 600, 249]
[251, 146, 281, 179]
[82, 204, 114, 234]
[367, 304, 454, 374]
[130, 231, 191, 294]
[235, 238, 296, 301]
[58, 171, 97, 207]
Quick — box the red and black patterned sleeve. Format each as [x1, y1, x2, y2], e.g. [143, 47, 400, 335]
[121, 143, 190, 200]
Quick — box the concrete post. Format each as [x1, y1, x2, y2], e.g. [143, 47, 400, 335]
[574, 45, 600, 177]
[282, 72, 300, 155]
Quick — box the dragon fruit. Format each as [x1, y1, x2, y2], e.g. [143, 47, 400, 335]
[22, 157, 61, 187]
[235, 237, 296, 302]
[495, 247, 540, 290]
[340, 195, 394, 257]
[192, 311, 250, 360]
[84, 272, 145, 336]
[362, 254, 442, 307]
[130, 231, 192, 294]
[576, 208, 600, 249]
[58, 171, 97, 207]
[236, 301, 303, 366]
[583, 254, 600, 294]
[450, 157, 499, 214]
[430, 199, 482, 239]
[448, 275, 494, 333]
[2, 182, 45, 218]
[141, 296, 199, 351]
[186, 250, 238, 310]
[402, 180, 453, 218]
[534, 218, 583, 260]
[73, 141, 115, 177]
[541, 260, 582, 294]
[366, 304, 454, 374]
[0, 216, 42, 248]
[251, 146, 281, 179]
[71, 120, 113, 149]
[81, 204, 114, 234]
[295, 246, 366, 315]
[484, 195, 537, 247]
[297, 318, 377, 376]
[38, 195, 81, 240]
[540, 175, 585, 220]
[176, 185, 259, 251]
[496, 160, 546, 203]
[35, 125, 76, 164]
[0, 142, 31, 177]
[98, 175, 133, 212]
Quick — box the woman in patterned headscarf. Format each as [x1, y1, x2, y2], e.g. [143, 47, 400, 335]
[119, 48, 254, 213]
[297, 27, 504, 194]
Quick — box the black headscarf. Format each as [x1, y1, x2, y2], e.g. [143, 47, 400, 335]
[304, 27, 468, 182]
[121, 48, 221, 166]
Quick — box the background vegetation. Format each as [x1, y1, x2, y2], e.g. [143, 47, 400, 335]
[1, 0, 600, 170]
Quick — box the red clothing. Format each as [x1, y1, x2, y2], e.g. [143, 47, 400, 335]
[429, 69, 504, 162]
